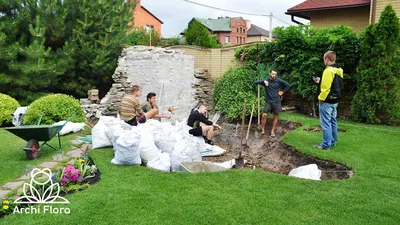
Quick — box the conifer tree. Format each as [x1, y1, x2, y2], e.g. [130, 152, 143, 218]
[352, 5, 400, 124]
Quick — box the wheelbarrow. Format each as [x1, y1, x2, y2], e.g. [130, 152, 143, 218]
[5, 112, 77, 160]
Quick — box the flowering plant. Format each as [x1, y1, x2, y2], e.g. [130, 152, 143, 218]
[57, 156, 97, 188]
[0, 197, 18, 215]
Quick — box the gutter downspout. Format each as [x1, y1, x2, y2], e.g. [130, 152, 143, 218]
[291, 15, 304, 25]
[371, 0, 377, 24]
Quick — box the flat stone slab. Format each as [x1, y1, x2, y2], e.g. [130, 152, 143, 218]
[70, 139, 83, 145]
[0, 190, 11, 198]
[67, 149, 83, 158]
[3, 181, 25, 190]
[80, 143, 91, 150]
[38, 162, 59, 169]
[17, 174, 30, 180]
[52, 152, 69, 162]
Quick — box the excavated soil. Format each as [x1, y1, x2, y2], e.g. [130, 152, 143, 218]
[304, 126, 347, 133]
[204, 119, 353, 180]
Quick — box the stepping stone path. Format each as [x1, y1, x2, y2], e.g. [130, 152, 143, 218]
[0, 136, 92, 198]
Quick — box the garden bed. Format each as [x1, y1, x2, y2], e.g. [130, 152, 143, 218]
[204, 119, 353, 180]
[0, 156, 101, 219]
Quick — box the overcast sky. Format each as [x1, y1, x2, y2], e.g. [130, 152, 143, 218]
[140, 0, 308, 37]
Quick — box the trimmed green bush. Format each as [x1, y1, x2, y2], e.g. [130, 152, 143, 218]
[213, 65, 262, 121]
[23, 94, 86, 125]
[0, 93, 20, 126]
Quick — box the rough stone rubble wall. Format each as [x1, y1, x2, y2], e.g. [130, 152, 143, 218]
[84, 46, 204, 122]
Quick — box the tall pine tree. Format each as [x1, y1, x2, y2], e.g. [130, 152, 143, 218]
[352, 5, 400, 124]
[0, 0, 134, 104]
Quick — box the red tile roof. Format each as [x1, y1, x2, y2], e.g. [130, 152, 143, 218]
[287, 0, 370, 12]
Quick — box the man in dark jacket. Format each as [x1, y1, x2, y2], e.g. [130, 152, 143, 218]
[187, 104, 221, 145]
[255, 69, 291, 137]
[313, 51, 343, 150]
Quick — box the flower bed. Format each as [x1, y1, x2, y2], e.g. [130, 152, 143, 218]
[0, 153, 101, 219]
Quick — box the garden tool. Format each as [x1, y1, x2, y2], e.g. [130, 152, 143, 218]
[246, 104, 255, 142]
[235, 102, 246, 169]
[255, 85, 262, 139]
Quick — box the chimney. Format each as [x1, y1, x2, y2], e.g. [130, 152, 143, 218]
[245, 19, 251, 31]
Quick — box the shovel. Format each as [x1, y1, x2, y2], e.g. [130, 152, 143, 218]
[235, 102, 246, 169]
[246, 104, 255, 141]
[255, 85, 262, 139]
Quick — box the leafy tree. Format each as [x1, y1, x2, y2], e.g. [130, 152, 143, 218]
[352, 5, 400, 124]
[235, 25, 360, 117]
[184, 20, 220, 48]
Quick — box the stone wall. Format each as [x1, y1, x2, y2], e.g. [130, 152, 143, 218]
[193, 69, 214, 111]
[82, 46, 202, 122]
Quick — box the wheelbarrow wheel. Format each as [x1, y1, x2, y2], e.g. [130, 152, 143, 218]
[26, 139, 39, 160]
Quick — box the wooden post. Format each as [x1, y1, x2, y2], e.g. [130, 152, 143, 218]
[257, 85, 260, 124]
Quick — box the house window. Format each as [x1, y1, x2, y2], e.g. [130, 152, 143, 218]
[240, 27, 242, 33]
[240, 37, 242, 44]
[243, 37, 245, 43]
[225, 36, 230, 44]
[237, 28, 239, 32]
[236, 37, 239, 44]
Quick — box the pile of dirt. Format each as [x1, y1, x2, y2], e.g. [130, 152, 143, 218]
[304, 126, 347, 133]
[204, 119, 353, 180]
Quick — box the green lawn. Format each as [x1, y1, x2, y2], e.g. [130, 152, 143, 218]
[1, 112, 400, 224]
[0, 128, 90, 185]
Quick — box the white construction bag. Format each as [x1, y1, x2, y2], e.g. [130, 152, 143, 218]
[111, 130, 141, 165]
[288, 164, 321, 180]
[147, 152, 171, 172]
[170, 136, 202, 172]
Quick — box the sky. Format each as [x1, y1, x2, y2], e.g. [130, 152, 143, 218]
[140, 0, 308, 37]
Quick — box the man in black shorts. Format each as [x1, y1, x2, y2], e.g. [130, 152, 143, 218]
[255, 69, 291, 137]
[187, 104, 221, 145]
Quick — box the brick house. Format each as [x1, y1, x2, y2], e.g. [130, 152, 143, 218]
[129, 0, 163, 35]
[285, 0, 400, 33]
[189, 17, 248, 45]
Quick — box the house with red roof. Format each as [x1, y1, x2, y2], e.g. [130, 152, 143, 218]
[129, 0, 163, 35]
[286, 0, 400, 33]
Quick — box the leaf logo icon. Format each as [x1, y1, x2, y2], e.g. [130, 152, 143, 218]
[14, 168, 69, 204]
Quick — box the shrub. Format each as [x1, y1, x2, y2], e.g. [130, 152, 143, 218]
[0, 93, 20, 126]
[126, 28, 162, 47]
[213, 65, 262, 120]
[160, 36, 182, 47]
[23, 94, 86, 125]
[352, 5, 400, 124]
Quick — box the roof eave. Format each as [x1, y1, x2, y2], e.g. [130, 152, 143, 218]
[141, 6, 163, 24]
[286, 3, 370, 14]
[285, 12, 310, 20]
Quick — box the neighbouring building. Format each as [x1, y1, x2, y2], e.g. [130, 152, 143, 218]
[189, 17, 248, 45]
[246, 23, 274, 43]
[285, 0, 400, 33]
[129, 0, 163, 35]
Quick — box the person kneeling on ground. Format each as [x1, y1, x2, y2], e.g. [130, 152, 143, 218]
[141, 92, 171, 121]
[120, 85, 158, 126]
[187, 104, 221, 145]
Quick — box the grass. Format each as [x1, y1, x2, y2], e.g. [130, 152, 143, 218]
[1, 112, 400, 224]
[0, 128, 90, 185]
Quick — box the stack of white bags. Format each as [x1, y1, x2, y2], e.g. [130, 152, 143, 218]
[91, 116, 211, 172]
